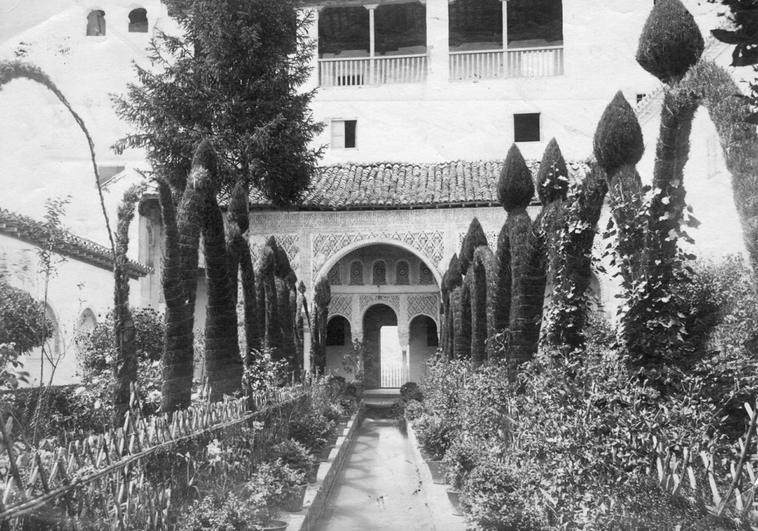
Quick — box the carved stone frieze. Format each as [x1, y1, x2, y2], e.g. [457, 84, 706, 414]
[407, 294, 439, 325]
[328, 294, 353, 320]
[359, 294, 400, 315]
[311, 230, 444, 279]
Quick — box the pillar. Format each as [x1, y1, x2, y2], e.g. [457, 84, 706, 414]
[365, 4, 378, 85]
[426, 0, 450, 85]
[501, 0, 508, 50]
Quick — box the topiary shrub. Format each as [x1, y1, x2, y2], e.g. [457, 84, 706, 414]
[593, 91, 645, 174]
[497, 144, 534, 212]
[400, 381, 423, 402]
[636, 0, 704, 84]
[459, 217, 488, 276]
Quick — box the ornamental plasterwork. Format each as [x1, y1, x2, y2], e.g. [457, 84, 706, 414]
[249, 206, 512, 232]
[249, 234, 300, 271]
[328, 295, 353, 320]
[407, 294, 439, 324]
[312, 231, 444, 278]
[359, 294, 400, 315]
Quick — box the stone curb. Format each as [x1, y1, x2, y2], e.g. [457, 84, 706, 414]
[406, 421, 468, 531]
[282, 405, 365, 531]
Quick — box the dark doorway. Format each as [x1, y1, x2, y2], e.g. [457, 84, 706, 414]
[362, 304, 397, 389]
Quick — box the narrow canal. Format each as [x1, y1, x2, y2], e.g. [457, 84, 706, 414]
[315, 417, 437, 531]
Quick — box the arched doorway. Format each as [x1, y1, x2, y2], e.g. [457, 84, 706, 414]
[363, 304, 399, 389]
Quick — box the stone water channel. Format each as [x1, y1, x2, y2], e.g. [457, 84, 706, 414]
[314, 409, 466, 531]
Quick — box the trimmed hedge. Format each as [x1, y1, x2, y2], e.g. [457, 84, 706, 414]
[593, 91, 645, 174]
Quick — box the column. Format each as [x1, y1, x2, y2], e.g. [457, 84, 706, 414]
[351, 295, 363, 341]
[365, 4, 378, 85]
[398, 295, 410, 383]
[426, 0, 450, 85]
[501, 0, 508, 50]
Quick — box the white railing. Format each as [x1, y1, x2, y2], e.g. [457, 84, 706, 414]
[381, 362, 409, 388]
[318, 54, 427, 87]
[450, 46, 564, 81]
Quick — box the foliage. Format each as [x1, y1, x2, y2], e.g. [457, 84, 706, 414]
[711, 0, 758, 70]
[243, 348, 289, 398]
[267, 439, 316, 478]
[74, 307, 165, 426]
[604, 184, 699, 366]
[400, 381, 423, 402]
[593, 91, 645, 173]
[0, 279, 50, 357]
[111, 0, 323, 205]
[443, 435, 485, 491]
[497, 144, 534, 212]
[341, 339, 366, 381]
[288, 412, 334, 454]
[244, 459, 305, 520]
[636, 0, 705, 84]
[414, 413, 458, 461]
[459, 217, 489, 275]
[176, 492, 261, 531]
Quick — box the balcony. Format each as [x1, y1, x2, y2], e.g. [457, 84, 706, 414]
[318, 52, 428, 87]
[449, 44, 564, 82]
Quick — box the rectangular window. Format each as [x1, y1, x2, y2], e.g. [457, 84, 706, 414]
[331, 119, 357, 149]
[514, 113, 540, 142]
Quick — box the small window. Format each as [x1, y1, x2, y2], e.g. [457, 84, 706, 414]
[514, 113, 540, 142]
[395, 261, 409, 285]
[373, 261, 386, 285]
[332, 119, 357, 149]
[328, 263, 342, 285]
[636, 93, 646, 104]
[129, 8, 148, 33]
[349, 261, 364, 285]
[419, 263, 434, 285]
[86, 10, 106, 36]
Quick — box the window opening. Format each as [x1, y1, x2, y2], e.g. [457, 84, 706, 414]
[514, 113, 540, 142]
[373, 260, 387, 285]
[86, 10, 106, 36]
[396, 261, 409, 285]
[332, 120, 357, 149]
[419, 263, 434, 285]
[349, 261, 364, 285]
[129, 8, 148, 33]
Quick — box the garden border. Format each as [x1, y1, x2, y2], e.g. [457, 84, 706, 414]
[406, 419, 468, 531]
[282, 404, 365, 531]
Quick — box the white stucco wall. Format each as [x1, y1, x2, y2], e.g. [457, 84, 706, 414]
[0, 234, 141, 386]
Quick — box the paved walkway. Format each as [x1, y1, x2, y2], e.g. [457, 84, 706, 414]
[315, 416, 459, 531]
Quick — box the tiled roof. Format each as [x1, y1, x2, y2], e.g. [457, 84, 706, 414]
[0, 209, 152, 279]
[249, 159, 589, 211]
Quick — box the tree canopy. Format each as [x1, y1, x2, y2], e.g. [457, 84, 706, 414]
[112, 0, 324, 204]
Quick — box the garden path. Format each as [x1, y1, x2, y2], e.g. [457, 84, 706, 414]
[315, 417, 461, 531]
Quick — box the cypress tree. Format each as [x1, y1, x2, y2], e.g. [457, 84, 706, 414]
[112, 184, 145, 425]
[311, 278, 331, 374]
[196, 140, 243, 401]
[498, 144, 538, 368]
[459, 217, 489, 276]
[471, 246, 497, 363]
[636, 0, 704, 84]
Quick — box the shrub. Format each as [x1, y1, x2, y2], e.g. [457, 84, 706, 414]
[497, 143, 534, 212]
[403, 399, 424, 422]
[413, 414, 457, 461]
[459, 217, 488, 275]
[462, 455, 548, 531]
[399, 381, 423, 403]
[288, 412, 334, 453]
[593, 91, 644, 173]
[443, 435, 485, 491]
[636, 0, 704, 84]
[0, 279, 51, 356]
[267, 439, 316, 478]
[244, 460, 305, 513]
[176, 492, 261, 531]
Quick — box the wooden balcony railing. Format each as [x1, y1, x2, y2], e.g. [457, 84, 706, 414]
[450, 45, 564, 81]
[318, 54, 428, 87]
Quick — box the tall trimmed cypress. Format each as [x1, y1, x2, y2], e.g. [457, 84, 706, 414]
[498, 144, 538, 368]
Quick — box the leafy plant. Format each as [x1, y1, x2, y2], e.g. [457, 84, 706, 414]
[413, 414, 457, 461]
[176, 492, 261, 531]
[267, 439, 316, 479]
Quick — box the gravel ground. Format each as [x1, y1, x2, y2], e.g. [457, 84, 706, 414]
[315, 417, 439, 531]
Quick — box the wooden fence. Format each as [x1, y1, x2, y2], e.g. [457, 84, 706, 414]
[0, 385, 308, 530]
